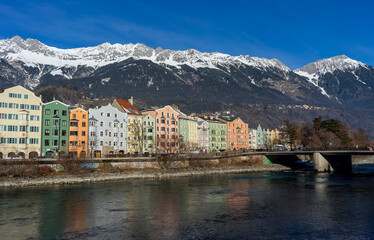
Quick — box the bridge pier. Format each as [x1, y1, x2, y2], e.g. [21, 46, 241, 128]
[313, 152, 352, 173]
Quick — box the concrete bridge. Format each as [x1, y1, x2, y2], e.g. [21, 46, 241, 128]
[262, 151, 374, 173]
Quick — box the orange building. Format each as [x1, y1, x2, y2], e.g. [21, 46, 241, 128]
[142, 105, 180, 153]
[225, 117, 248, 151]
[68, 108, 89, 158]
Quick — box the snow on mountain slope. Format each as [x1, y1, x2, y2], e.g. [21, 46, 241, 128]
[0, 36, 290, 73]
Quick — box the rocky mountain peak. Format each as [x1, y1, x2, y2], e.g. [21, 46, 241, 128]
[296, 55, 367, 75]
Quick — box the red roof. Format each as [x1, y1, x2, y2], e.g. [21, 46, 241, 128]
[115, 98, 142, 115]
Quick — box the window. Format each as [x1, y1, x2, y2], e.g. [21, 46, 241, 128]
[53, 129, 58, 136]
[62, 120, 67, 126]
[28, 126, 39, 132]
[114, 123, 118, 128]
[107, 113, 110, 117]
[109, 122, 112, 127]
[24, 94, 28, 99]
[90, 132, 96, 136]
[45, 109, 51, 115]
[70, 131, 78, 136]
[20, 104, 29, 110]
[161, 127, 165, 131]
[0, 113, 6, 119]
[161, 119, 165, 124]
[45, 119, 50, 126]
[70, 122, 78, 127]
[108, 141, 111, 146]
[100, 141, 103, 146]
[157, 119, 159, 123]
[62, 130, 66, 136]
[62, 140, 66, 146]
[9, 103, 19, 109]
[120, 133, 123, 138]
[100, 122, 104, 127]
[29, 138, 39, 144]
[30, 115, 39, 121]
[62, 110, 67, 116]
[0, 102, 7, 108]
[53, 119, 59, 126]
[8, 114, 18, 120]
[8, 125, 17, 131]
[19, 125, 27, 132]
[72, 114, 76, 119]
[44, 140, 50, 146]
[82, 131, 86, 136]
[82, 122, 86, 127]
[53, 140, 58, 146]
[7, 138, 17, 144]
[19, 138, 26, 144]
[0, 125, 6, 131]
[100, 131, 103, 137]
[30, 105, 40, 110]
[83, 114, 86, 119]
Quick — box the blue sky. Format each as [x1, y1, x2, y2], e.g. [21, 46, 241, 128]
[0, 0, 373, 69]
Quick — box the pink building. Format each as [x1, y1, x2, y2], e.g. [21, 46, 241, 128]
[142, 105, 180, 153]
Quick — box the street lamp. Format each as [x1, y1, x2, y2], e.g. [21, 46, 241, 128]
[52, 115, 60, 158]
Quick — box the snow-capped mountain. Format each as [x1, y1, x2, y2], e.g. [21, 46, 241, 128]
[2, 36, 374, 108]
[0, 36, 290, 85]
[0, 36, 329, 105]
[295, 55, 374, 106]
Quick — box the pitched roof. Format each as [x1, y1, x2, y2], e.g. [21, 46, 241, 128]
[114, 98, 142, 115]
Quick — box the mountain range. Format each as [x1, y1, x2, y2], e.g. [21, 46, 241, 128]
[1, 36, 374, 135]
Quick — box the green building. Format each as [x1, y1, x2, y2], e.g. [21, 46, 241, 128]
[41, 100, 70, 158]
[178, 116, 189, 151]
[142, 114, 156, 154]
[208, 120, 227, 152]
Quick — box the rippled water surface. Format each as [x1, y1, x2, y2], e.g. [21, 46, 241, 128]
[1, 165, 374, 239]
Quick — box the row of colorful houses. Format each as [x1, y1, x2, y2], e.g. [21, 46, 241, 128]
[0, 85, 279, 159]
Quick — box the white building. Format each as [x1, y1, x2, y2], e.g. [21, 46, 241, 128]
[248, 128, 257, 150]
[196, 117, 209, 153]
[0, 86, 43, 159]
[88, 104, 127, 157]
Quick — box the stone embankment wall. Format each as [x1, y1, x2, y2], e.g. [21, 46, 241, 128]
[111, 154, 267, 169]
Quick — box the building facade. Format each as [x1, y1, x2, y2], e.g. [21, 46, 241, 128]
[256, 125, 264, 149]
[41, 100, 70, 158]
[69, 108, 89, 158]
[196, 117, 209, 153]
[187, 118, 198, 151]
[142, 105, 180, 153]
[112, 98, 143, 154]
[208, 120, 227, 152]
[142, 114, 156, 154]
[226, 117, 249, 151]
[88, 104, 127, 157]
[0, 86, 43, 159]
[248, 128, 257, 149]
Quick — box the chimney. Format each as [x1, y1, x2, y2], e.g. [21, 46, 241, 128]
[128, 96, 134, 105]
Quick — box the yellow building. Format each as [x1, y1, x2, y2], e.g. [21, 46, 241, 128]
[187, 118, 198, 151]
[112, 97, 143, 154]
[0, 85, 43, 159]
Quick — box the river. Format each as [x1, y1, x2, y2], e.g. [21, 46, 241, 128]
[1, 165, 374, 239]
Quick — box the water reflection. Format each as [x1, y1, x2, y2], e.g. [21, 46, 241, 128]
[1, 169, 374, 239]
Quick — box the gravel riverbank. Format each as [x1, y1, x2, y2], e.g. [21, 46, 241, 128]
[0, 164, 290, 188]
